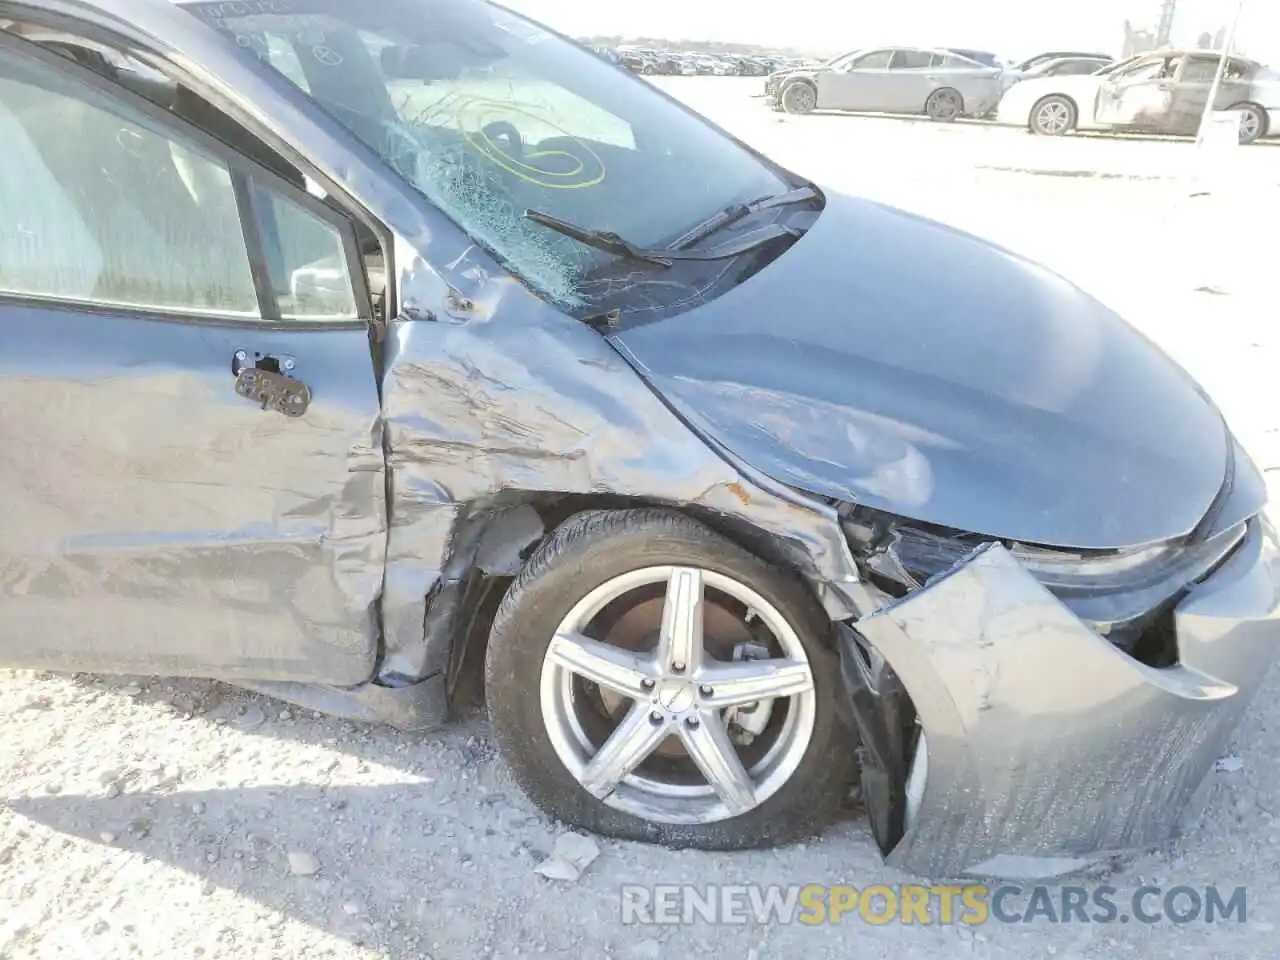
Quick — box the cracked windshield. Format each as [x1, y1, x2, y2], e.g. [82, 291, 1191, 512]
[193, 0, 787, 309]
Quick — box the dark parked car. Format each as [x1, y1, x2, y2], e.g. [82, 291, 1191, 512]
[2, 0, 1278, 880]
[617, 50, 649, 73]
[1014, 50, 1114, 72]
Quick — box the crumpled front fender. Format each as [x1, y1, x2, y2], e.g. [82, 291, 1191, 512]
[844, 521, 1280, 880]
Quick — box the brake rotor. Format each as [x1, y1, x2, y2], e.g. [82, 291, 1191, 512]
[590, 592, 760, 759]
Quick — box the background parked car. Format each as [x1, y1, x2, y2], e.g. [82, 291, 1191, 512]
[590, 45, 621, 66]
[617, 50, 649, 73]
[997, 49, 1278, 144]
[772, 47, 1005, 121]
[945, 47, 1002, 68]
[1005, 55, 1114, 84]
[762, 54, 828, 98]
[1013, 50, 1114, 73]
[1000, 55, 1116, 95]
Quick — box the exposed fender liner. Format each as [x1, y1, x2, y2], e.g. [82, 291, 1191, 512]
[836, 623, 915, 855]
[240, 672, 448, 733]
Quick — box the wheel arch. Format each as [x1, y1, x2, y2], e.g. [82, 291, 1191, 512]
[444, 494, 847, 710]
[925, 85, 965, 114]
[1227, 100, 1270, 140]
[1029, 92, 1079, 131]
[779, 76, 818, 109]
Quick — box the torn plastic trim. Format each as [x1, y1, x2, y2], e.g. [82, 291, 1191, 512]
[844, 523, 1280, 879]
[838, 623, 916, 854]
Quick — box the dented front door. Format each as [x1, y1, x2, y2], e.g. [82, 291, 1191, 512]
[0, 36, 386, 684]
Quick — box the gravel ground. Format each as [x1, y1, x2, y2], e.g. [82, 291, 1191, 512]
[3, 78, 1280, 960]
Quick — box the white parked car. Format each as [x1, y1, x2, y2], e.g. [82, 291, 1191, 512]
[997, 49, 1279, 144]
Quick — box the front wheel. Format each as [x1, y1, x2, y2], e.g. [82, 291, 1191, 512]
[1030, 95, 1077, 136]
[485, 509, 856, 849]
[781, 81, 817, 115]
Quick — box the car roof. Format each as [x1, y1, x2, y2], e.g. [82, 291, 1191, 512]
[1129, 48, 1260, 67]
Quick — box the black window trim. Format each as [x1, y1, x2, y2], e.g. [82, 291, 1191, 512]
[0, 27, 373, 333]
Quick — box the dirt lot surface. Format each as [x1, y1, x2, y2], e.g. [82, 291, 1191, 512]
[3, 78, 1279, 960]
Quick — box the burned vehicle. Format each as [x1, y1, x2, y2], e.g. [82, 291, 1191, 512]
[1, 0, 1277, 880]
[998, 49, 1279, 144]
[771, 46, 1005, 121]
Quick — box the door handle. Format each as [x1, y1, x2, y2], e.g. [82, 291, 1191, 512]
[232, 351, 311, 418]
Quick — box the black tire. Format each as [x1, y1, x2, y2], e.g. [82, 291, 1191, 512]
[1230, 102, 1268, 145]
[925, 87, 963, 121]
[1030, 94, 1077, 136]
[485, 508, 856, 850]
[781, 81, 817, 115]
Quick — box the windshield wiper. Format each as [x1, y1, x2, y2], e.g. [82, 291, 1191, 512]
[524, 209, 676, 267]
[524, 203, 811, 268]
[670, 185, 818, 251]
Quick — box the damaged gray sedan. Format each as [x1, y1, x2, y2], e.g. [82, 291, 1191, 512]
[1, 0, 1277, 880]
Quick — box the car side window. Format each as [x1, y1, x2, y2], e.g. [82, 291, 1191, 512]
[0, 42, 360, 322]
[255, 185, 359, 320]
[890, 50, 933, 70]
[1115, 58, 1169, 83]
[1057, 61, 1103, 76]
[1181, 58, 1219, 83]
[1224, 60, 1249, 81]
[0, 47, 259, 316]
[851, 50, 893, 70]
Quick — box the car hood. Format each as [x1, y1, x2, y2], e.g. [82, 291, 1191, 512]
[611, 190, 1230, 550]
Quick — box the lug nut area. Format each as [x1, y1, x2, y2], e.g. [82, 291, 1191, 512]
[640, 673, 708, 723]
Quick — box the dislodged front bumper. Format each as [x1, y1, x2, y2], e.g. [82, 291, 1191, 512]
[840, 518, 1280, 880]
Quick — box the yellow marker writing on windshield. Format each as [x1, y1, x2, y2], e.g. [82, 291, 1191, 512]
[455, 98, 606, 189]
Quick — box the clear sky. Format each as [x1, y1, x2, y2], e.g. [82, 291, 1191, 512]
[501, 0, 1280, 62]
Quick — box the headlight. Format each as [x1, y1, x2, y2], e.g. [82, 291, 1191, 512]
[844, 507, 1248, 639]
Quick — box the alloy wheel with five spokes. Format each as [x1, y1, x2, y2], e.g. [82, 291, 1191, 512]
[540, 565, 817, 824]
[1032, 95, 1076, 136]
[485, 509, 855, 849]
